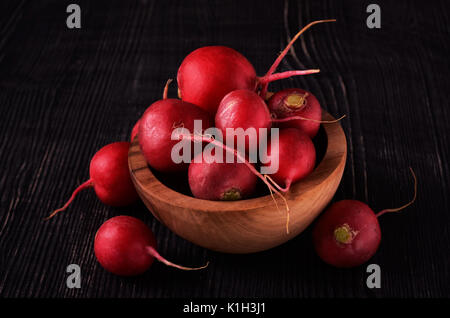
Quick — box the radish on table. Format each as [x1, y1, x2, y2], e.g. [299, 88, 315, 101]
[47, 142, 138, 219]
[313, 168, 417, 268]
[94, 215, 208, 276]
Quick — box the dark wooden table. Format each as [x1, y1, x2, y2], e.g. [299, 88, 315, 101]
[1, 0, 449, 298]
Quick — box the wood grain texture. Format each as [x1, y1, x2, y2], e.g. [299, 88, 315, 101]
[0, 0, 449, 297]
[129, 112, 346, 253]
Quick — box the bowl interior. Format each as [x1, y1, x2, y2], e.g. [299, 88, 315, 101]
[149, 126, 328, 200]
[129, 110, 346, 214]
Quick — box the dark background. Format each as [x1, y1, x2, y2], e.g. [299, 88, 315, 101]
[0, 0, 449, 298]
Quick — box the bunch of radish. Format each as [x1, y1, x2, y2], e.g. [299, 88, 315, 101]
[136, 20, 342, 234]
[48, 18, 417, 274]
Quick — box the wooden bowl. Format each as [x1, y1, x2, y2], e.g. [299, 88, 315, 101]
[128, 111, 347, 254]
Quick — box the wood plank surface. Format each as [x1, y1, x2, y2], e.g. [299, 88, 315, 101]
[0, 0, 449, 298]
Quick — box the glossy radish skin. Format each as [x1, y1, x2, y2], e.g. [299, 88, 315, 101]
[177, 20, 336, 116]
[188, 150, 257, 201]
[313, 200, 381, 268]
[95, 216, 209, 276]
[89, 142, 138, 206]
[139, 98, 211, 172]
[47, 142, 139, 219]
[262, 128, 316, 190]
[95, 216, 157, 276]
[215, 89, 271, 153]
[130, 119, 140, 142]
[268, 88, 322, 138]
[177, 46, 257, 116]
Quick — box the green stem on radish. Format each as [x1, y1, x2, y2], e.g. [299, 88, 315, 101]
[334, 223, 358, 244]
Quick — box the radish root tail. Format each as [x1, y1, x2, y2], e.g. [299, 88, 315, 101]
[146, 246, 209, 270]
[265, 175, 291, 233]
[376, 167, 417, 218]
[45, 179, 94, 220]
[265, 174, 290, 193]
[264, 175, 280, 212]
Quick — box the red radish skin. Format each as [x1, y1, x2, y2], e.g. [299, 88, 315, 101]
[94, 216, 208, 276]
[178, 46, 257, 116]
[215, 89, 272, 153]
[262, 128, 316, 192]
[313, 168, 417, 268]
[177, 19, 336, 116]
[313, 200, 381, 268]
[138, 98, 211, 172]
[47, 142, 138, 219]
[188, 149, 257, 201]
[175, 132, 291, 231]
[215, 89, 342, 153]
[130, 119, 140, 142]
[130, 79, 173, 143]
[268, 88, 322, 138]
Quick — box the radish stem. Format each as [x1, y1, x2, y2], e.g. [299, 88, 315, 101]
[176, 132, 292, 233]
[272, 114, 346, 124]
[163, 79, 173, 100]
[258, 69, 320, 84]
[260, 19, 337, 97]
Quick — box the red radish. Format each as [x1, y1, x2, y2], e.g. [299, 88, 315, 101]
[139, 99, 211, 172]
[262, 128, 316, 192]
[215, 89, 342, 152]
[177, 19, 336, 115]
[130, 79, 173, 143]
[313, 168, 417, 268]
[130, 119, 140, 142]
[268, 88, 322, 138]
[94, 215, 208, 276]
[174, 132, 290, 231]
[215, 89, 272, 153]
[47, 142, 138, 219]
[188, 149, 257, 200]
